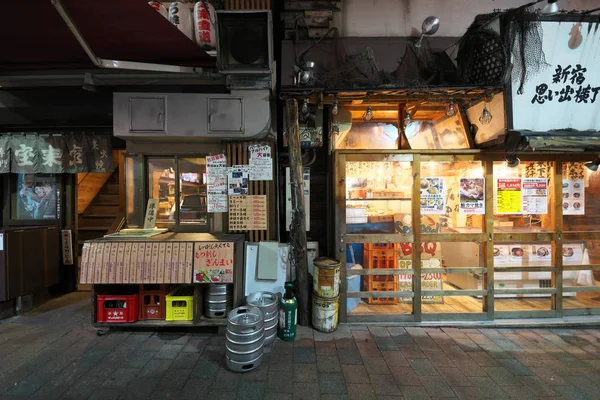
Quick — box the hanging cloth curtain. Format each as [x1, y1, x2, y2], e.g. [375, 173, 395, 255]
[3, 133, 114, 174]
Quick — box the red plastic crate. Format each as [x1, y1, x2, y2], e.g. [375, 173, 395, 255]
[139, 285, 169, 321]
[96, 293, 139, 323]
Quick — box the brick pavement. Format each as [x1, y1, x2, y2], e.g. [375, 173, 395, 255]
[1, 293, 600, 399]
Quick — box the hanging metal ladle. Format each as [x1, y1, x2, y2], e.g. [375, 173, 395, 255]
[415, 16, 440, 48]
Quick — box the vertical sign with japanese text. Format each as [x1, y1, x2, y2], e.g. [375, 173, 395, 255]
[249, 144, 273, 181]
[193, 241, 234, 283]
[143, 199, 159, 229]
[206, 154, 228, 213]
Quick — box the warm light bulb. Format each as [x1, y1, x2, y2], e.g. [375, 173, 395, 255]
[479, 106, 492, 125]
[446, 100, 457, 117]
[301, 99, 309, 115]
[403, 111, 412, 127]
[331, 99, 339, 115]
[363, 106, 373, 121]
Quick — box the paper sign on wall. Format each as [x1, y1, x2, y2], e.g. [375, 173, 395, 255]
[193, 241, 234, 283]
[249, 144, 273, 181]
[563, 179, 584, 215]
[228, 195, 267, 231]
[496, 178, 522, 214]
[206, 154, 228, 213]
[420, 177, 446, 215]
[459, 178, 485, 214]
[522, 178, 548, 214]
[228, 165, 250, 195]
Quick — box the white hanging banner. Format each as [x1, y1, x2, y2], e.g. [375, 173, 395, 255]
[206, 154, 228, 213]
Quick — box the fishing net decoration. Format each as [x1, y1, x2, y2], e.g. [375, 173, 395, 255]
[455, 5, 549, 94]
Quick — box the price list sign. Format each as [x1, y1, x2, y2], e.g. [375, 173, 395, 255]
[228, 195, 267, 231]
[496, 178, 522, 214]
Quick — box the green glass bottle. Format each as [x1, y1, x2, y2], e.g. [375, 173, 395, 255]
[278, 282, 297, 341]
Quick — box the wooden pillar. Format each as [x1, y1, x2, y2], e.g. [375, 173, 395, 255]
[285, 98, 310, 326]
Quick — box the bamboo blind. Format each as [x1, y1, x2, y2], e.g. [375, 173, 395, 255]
[226, 141, 274, 242]
[225, 0, 271, 9]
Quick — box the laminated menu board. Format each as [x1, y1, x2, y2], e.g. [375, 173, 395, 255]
[207, 154, 228, 213]
[420, 177, 446, 215]
[79, 243, 91, 284]
[522, 178, 548, 214]
[563, 179, 584, 215]
[123, 242, 132, 284]
[193, 241, 234, 283]
[228, 195, 267, 231]
[249, 144, 273, 181]
[459, 178, 485, 214]
[496, 178, 522, 214]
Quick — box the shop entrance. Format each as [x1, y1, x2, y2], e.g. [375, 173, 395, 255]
[336, 151, 600, 323]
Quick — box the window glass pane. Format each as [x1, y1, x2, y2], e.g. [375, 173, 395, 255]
[147, 158, 176, 225]
[493, 161, 554, 233]
[345, 161, 412, 234]
[12, 174, 58, 220]
[179, 158, 208, 225]
[563, 162, 599, 231]
[421, 161, 484, 232]
[405, 103, 470, 150]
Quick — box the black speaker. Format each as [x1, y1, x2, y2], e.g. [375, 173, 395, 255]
[216, 11, 273, 75]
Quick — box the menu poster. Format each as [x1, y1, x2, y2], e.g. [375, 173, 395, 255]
[249, 144, 273, 181]
[206, 154, 228, 213]
[563, 179, 585, 215]
[508, 244, 526, 263]
[228, 195, 268, 231]
[522, 178, 548, 215]
[459, 178, 485, 214]
[420, 177, 446, 215]
[496, 178, 522, 214]
[228, 165, 250, 195]
[493, 245, 510, 265]
[193, 241, 234, 283]
[530, 244, 552, 263]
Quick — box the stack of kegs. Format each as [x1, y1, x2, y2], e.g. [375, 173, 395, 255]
[204, 284, 233, 318]
[312, 257, 341, 333]
[246, 291, 279, 346]
[225, 306, 264, 372]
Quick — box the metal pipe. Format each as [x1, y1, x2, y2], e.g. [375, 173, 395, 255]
[51, 0, 206, 74]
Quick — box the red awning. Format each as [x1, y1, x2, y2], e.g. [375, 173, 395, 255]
[0, 0, 215, 71]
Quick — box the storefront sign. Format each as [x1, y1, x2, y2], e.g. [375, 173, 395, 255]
[6, 133, 114, 174]
[61, 230, 73, 265]
[563, 179, 584, 215]
[522, 178, 548, 215]
[496, 178, 522, 214]
[228, 195, 267, 231]
[193, 241, 234, 283]
[228, 165, 249, 195]
[511, 21, 600, 131]
[206, 154, 228, 212]
[459, 178, 485, 214]
[249, 144, 273, 181]
[420, 177, 446, 215]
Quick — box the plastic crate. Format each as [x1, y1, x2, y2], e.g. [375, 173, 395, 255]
[365, 280, 399, 305]
[166, 286, 194, 321]
[96, 293, 139, 323]
[364, 243, 398, 270]
[139, 284, 169, 321]
[364, 243, 398, 251]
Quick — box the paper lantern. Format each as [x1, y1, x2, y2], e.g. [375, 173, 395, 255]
[194, 1, 217, 49]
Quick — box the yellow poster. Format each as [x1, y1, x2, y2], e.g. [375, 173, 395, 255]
[496, 178, 522, 214]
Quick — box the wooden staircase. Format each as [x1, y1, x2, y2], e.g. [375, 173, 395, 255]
[77, 171, 122, 252]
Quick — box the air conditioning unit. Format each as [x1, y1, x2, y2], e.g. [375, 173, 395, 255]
[216, 10, 274, 89]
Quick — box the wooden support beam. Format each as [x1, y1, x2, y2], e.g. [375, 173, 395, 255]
[285, 99, 310, 326]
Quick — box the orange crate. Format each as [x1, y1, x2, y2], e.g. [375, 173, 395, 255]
[364, 243, 398, 251]
[365, 280, 399, 305]
[364, 244, 398, 270]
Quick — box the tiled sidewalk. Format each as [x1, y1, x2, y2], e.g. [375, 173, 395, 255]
[1, 294, 600, 399]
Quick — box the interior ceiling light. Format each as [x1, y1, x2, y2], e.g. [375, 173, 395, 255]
[331, 97, 339, 115]
[584, 157, 600, 171]
[505, 155, 521, 168]
[479, 105, 493, 125]
[363, 106, 373, 121]
[542, 0, 559, 15]
[301, 98, 309, 115]
[446, 100, 457, 117]
[403, 110, 412, 127]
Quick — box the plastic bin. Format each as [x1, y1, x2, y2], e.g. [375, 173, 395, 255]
[96, 293, 139, 323]
[166, 286, 194, 321]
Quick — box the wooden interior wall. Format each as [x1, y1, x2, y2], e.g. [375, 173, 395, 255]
[226, 141, 276, 242]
